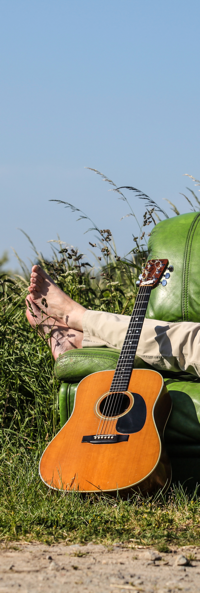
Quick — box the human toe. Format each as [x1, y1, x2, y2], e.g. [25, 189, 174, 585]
[30, 271, 43, 284]
[32, 264, 47, 279]
[28, 284, 41, 294]
[30, 271, 40, 280]
[32, 264, 42, 273]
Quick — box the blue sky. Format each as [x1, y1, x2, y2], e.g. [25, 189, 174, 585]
[1, 0, 200, 271]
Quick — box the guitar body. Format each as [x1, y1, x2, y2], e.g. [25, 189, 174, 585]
[39, 368, 172, 496]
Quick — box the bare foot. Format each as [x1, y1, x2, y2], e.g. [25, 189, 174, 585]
[28, 265, 86, 330]
[26, 295, 83, 360]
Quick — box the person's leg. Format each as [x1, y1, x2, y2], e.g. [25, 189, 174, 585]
[27, 266, 200, 377]
[82, 309, 200, 376]
[26, 295, 83, 360]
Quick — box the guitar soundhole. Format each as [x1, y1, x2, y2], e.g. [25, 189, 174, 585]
[99, 392, 130, 418]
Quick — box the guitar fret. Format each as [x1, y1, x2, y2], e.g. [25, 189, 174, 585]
[109, 260, 169, 395]
[110, 284, 151, 391]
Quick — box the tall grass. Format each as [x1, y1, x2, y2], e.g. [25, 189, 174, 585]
[0, 172, 200, 545]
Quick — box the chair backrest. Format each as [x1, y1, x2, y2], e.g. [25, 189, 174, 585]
[147, 212, 200, 322]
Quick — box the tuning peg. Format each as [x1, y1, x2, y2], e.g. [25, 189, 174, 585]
[160, 279, 167, 286]
[164, 272, 170, 279]
[168, 265, 174, 272]
[136, 274, 143, 287]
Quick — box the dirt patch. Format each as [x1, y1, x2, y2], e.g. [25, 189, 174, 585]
[0, 542, 200, 592]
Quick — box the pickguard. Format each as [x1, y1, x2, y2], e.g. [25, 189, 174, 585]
[116, 392, 146, 434]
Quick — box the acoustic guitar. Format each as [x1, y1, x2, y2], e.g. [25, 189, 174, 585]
[40, 259, 172, 496]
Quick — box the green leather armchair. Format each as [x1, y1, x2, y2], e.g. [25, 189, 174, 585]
[54, 212, 200, 491]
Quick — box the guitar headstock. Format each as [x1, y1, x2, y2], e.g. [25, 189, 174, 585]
[138, 259, 169, 288]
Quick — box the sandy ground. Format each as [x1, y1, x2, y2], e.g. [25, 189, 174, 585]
[0, 542, 200, 593]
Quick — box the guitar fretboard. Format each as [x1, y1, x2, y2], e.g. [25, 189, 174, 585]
[110, 285, 151, 392]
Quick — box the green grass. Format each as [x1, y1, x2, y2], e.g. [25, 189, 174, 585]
[1, 448, 200, 547]
[1, 252, 200, 549]
[1, 174, 200, 546]
[0, 245, 143, 545]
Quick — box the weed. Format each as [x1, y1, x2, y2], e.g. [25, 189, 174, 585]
[0, 171, 200, 545]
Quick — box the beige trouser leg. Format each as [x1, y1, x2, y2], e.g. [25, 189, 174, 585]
[82, 310, 200, 377]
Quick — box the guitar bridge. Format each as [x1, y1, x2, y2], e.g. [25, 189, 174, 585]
[82, 434, 129, 444]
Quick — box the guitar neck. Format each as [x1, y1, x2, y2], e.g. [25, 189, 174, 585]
[110, 285, 151, 392]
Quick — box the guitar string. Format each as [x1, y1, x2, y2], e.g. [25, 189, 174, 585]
[95, 260, 166, 438]
[109, 285, 150, 434]
[96, 257, 166, 436]
[102, 286, 146, 434]
[109, 260, 167, 428]
[95, 289, 143, 436]
[103, 286, 149, 435]
[97, 285, 147, 436]
[96, 285, 149, 437]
